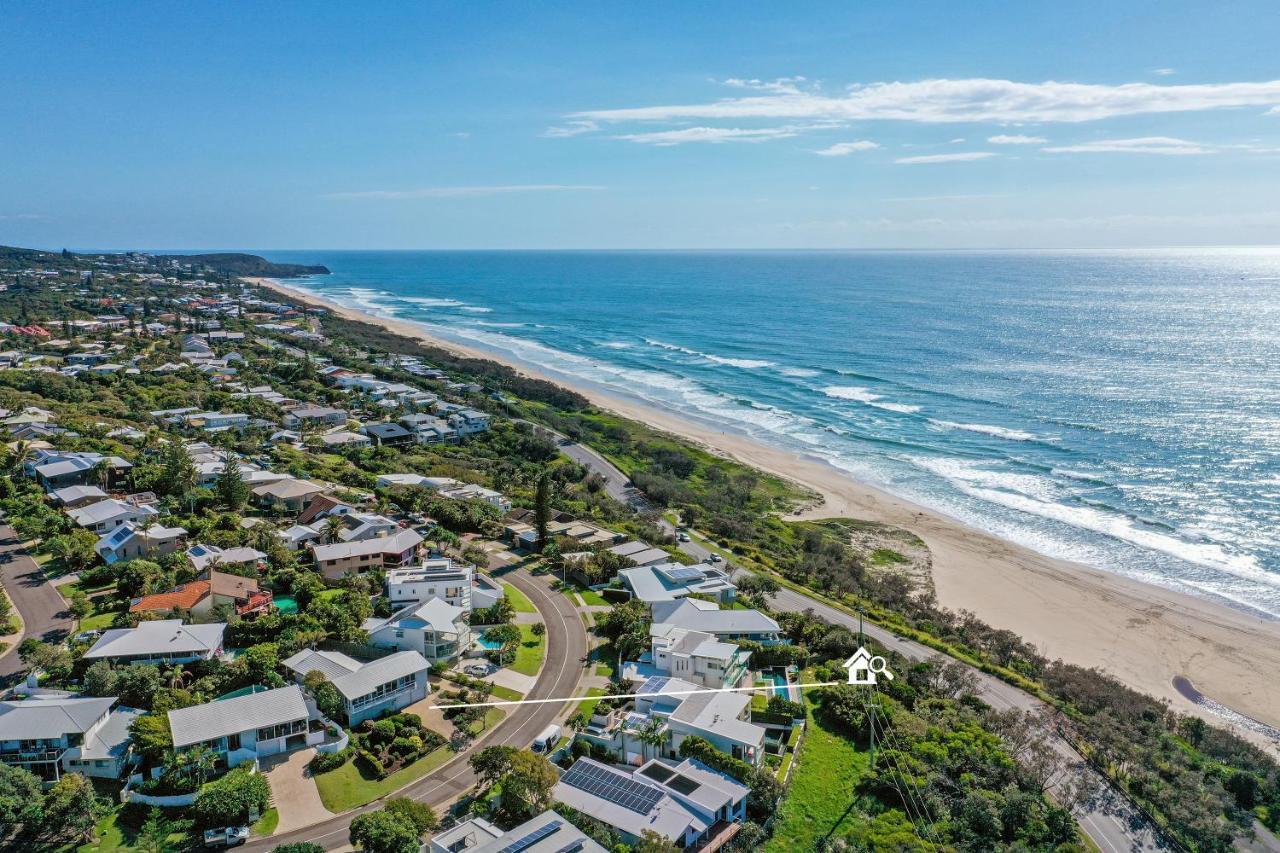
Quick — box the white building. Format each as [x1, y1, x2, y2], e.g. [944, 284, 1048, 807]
[619, 563, 738, 605]
[95, 522, 187, 565]
[427, 811, 603, 853]
[68, 498, 159, 534]
[650, 598, 782, 644]
[282, 649, 431, 726]
[168, 685, 318, 769]
[0, 695, 141, 783]
[363, 599, 471, 664]
[82, 619, 225, 666]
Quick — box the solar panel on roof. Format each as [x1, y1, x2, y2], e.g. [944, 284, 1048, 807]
[638, 676, 671, 695]
[561, 761, 664, 815]
[641, 763, 675, 783]
[667, 774, 702, 796]
[661, 565, 705, 582]
[494, 819, 563, 853]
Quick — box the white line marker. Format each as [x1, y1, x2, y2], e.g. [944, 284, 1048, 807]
[432, 681, 840, 710]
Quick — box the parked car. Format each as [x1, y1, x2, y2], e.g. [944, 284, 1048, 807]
[203, 826, 249, 848]
[463, 663, 491, 677]
[706, 553, 722, 563]
[532, 724, 562, 753]
[676, 532, 691, 542]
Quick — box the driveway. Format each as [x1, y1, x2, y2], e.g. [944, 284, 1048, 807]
[260, 747, 334, 835]
[0, 521, 73, 678]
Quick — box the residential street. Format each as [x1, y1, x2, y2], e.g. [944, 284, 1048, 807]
[0, 521, 73, 678]
[246, 565, 588, 850]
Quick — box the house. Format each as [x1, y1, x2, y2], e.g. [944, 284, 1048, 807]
[182, 411, 250, 432]
[398, 414, 458, 445]
[360, 421, 415, 447]
[295, 494, 357, 526]
[95, 522, 187, 565]
[374, 473, 429, 489]
[185, 543, 266, 573]
[650, 598, 782, 644]
[277, 523, 323, 551]
[632, 625, 753, 690]
[68, 499, 158, 534]
[34, 453, 131, 490]
[607, 540, 673, 568]
[327, 513, 400, 543]
[384, 558, 477, 611]
[553, 757, 748, 848]
[311, 528, 422, 579]
[419, 477, 511, 511]
[281, 649, 430, 726]
[82, 619, 226, 666]
[252, 478, 326, 514]
[315, 429, 371, 449]
[48, 484, 108, 509]
[282, 405, 348, 429]
[427, 810, 604, 853]
[362, 599, 471, 664]
[0, 694, 142, 782]
[620, 563, 738, 605]
[129, 570, 272, 619]
[446, 408, 490, 436]
[167, 685, 318, 769]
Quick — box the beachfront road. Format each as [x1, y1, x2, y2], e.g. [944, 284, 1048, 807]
[0, 520, 73, 678]
[245, 566, 588, 851]
[756, 578, 1173, 852]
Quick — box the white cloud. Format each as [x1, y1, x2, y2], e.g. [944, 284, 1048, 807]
[575, 77, 1280, 125]
[989, 134, 1047, 144]
[1042, 136, 1213, 155]
[1153, 68, 1177, 76]
[815, 140, 880, 156]
[325, 185, 606, 200]
[895, 151, 999, 164]
[949, 137, 966, 143]
[1268, 106, 1280, 115]
[542, 120, 599, 138]
[723, 77, 808, 94]
[613, 125, 809, 146]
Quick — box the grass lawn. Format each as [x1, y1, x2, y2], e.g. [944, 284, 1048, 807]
[501, 582, 536, 613]
[252, 808, 279, 837]
[572, 687, 608, 719]
[762, 679, 873, 853]
[314, 746, 459, 812]
[79, 609, 120, 632]
[75, 808, 187, 853]
[468, 707, 507, 735]
[594, 663, 615, 677]
[489, 684, 523, 702]
[579, 588, 609, 606]
[317, 588, 344, 602]
[510, 624, 546, 676]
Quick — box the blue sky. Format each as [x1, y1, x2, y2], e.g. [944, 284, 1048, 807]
[4, 1, 1280, 249]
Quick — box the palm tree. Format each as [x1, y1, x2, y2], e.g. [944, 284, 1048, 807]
[323, 515, 345, 544]
[6, 440, 33, 476]
[165, 665, 188, 690]
[92, 458, 112, 490]
[637, 716, 667, 762]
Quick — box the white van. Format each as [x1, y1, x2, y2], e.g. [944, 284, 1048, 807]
[532, 724, 562, 753]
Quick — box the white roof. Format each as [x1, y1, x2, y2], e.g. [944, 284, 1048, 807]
[328, 651, 429, 701]
[83, 619, 225, 660]
[281, 648, 362, 681]
[69, 498, 156, 527]
[375, 473, 429, 488]
[669, 690, 765, 750]
[437, 811, 604, 853]
[650, 599, 780, 635]
[365, 598, 464, 634]
[0, 695, 115, 740]
[50, 484, 108, 504]
[168, 685, 309, 748]
[312, 528, 422, 562]
[553, 758, 703, 842]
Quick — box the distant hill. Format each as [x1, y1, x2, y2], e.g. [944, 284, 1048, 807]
[0, 246, 329, 278]
[157, 252, 330, 278]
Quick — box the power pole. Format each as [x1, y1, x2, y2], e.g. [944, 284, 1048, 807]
[868, 700, 877, 769]
[858, 607, 864, 646]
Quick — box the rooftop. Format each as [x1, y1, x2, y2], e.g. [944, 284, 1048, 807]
[168, 684, 310, 748]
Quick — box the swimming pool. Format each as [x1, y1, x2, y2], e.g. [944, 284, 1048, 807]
[763, 671, 788, 694]
[475, 633, 503, 650]
[274, 595, 298, 615]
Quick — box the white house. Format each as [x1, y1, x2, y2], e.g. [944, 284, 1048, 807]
[95, 522, 187, 565]
[0, 695, 142, 783]
[282, 649, 431, 726]
[167, 685, 319, 769]
[363, 599, 471, 664]
[633, 625, 753, 690]
[650, 598, 782, 644]
[427, 811, 603, 853]
[68, 498, 158, 534]
[311, 528, 422, 579]
[384, 558, 477, 611]
[82, 619, 225, 666]
[553, 757, 748, 849]
[620, 563, 738, 605]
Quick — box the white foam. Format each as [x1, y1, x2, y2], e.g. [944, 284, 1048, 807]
[778, 367, 820, 378]
[822, 386, 921, 414]
[643, 338, 774, 370]
[930, 419, 1039, 442]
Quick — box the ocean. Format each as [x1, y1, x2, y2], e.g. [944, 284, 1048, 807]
[259, 249, 1280, 619]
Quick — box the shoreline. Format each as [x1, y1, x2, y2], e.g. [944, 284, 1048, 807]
[252, 276, 1280, 739]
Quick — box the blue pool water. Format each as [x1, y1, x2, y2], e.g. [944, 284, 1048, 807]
[476, 633, 503, 650]
[261, 249, 1280, 618]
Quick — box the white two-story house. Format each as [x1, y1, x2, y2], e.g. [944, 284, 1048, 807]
[362, 599, 471, 665]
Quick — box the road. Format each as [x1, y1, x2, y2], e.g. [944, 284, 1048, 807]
[248, 566, 588, 851]
[0, 521, 73, 678]
[520, 421, 651, 510]
[546, 431, 1174, 852]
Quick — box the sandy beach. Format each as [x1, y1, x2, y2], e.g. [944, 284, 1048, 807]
[253, 277, 1280, 739]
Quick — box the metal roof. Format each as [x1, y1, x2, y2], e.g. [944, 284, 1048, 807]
[168, 684, 309, 748]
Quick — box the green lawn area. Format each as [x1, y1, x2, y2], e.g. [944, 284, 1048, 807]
[317, 588, 344, 602]
[579, 588, 609, 606]
[252, 807, 279, 837]
[502, 582, 536, 613]
[76, 807, 187, 853]
[79, 609, 120, 632]
[594, 663, 615, 677]
[489, 684, 523, 702]
[572, 687, 608, 719]
[314, 746, 459, 812]
[762, 678, 873, 853]
[468, 707, 507, 735]
[510, 624, 546, 676]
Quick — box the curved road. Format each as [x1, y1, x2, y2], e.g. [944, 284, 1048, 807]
[250, 566, 588, 850]
[0, 521, 73, 678]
